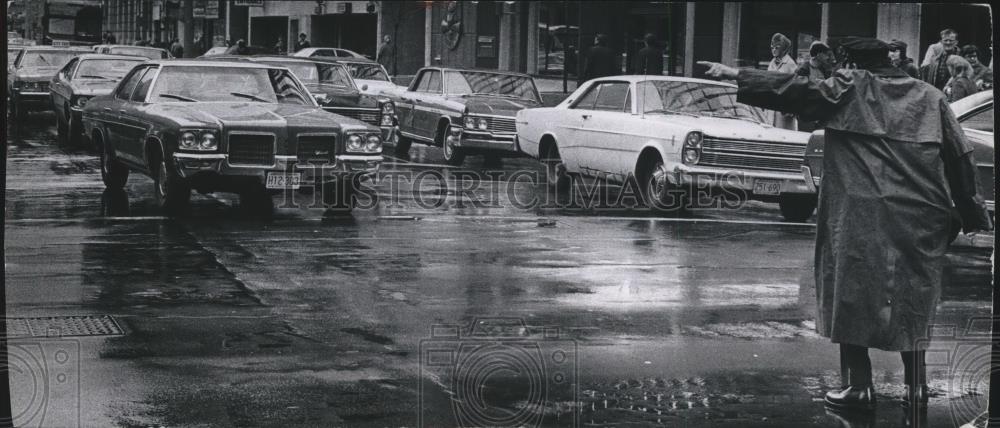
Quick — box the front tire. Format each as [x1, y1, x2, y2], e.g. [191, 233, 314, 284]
[67, 113, 83, 146]
[642, 161, 686, 212]
[777, 193, 817, 222]
[441, 128, 465, 166]
[98, 134, 129, 189]
[540, 143, 570, 193]
[394, 136, 413, 159]
[153, 156, 191, 215]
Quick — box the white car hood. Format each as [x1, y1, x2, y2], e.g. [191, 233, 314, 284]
[644, 114, 809, 144]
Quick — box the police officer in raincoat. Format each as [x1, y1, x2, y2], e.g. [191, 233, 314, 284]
[698, 37, 993, 412]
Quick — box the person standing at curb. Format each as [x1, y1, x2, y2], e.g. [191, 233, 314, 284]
[698, 37, 993, 413]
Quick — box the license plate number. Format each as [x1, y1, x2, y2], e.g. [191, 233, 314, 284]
[265, 172, 301, 189]
[753, 179, 781, 195]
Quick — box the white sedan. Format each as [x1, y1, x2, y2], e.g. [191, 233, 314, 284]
[516, 75, 817, 220]
[292, 47, 368, 59]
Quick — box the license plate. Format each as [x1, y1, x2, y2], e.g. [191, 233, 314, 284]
[753, 179, 781, 195]
[265, 172, 301, 189]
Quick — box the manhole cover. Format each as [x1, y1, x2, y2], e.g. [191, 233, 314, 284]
[6, 315, 124, 338]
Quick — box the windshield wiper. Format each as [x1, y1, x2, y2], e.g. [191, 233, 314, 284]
[78, 75, 110, 80]
[158, 93, 198, 102]
[643, 109, 700, 118]
[230, 92, 269, 102]
[702, 111, 764, 125]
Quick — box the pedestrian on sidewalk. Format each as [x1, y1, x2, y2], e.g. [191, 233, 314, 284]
[767, 33, 797, 130]
[294, 33, 311, 52]
[945, 55, 977, 102]
[275, 37, 286, 55]
[580, 34, 617, 83]
[377, 35, 395, 75]
[699, 37, 993, 413]
[169, 38, 184, 59]
[961, 45, 993, 90]
[921, 28, 959, 90]
[888, 39, 919, 79]
[634, 33, 664, 75]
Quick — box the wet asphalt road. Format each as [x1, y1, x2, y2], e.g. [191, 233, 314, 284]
[4, 112, 994, 427]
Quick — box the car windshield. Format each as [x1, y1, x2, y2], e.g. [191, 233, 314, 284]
[345, 63, 389, 82]
[148, 65, 313, 105]
[109, 47, 166, 59]
[75, 58, 144, 79]
[261, 61, 354, 89]
[638, 80, 767, 123]
[19, 50, 78, 68]
[444, 71, 541, 102]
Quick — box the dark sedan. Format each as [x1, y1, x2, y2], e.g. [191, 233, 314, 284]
[386, 67, 542, 166]
[95, 44, 172, 60]
[8, 46, 89, 121]
[82, 60, 384, 216]
[202, 55, 397, 144]
[49, 54, 147, 145]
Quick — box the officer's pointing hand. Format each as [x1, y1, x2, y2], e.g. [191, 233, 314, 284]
[697, 61, 738, 79]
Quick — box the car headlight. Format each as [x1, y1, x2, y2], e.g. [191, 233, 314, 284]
[199, 132, 217, 150]
[72, 96, 91, 108]
[682, 131, 703, 164]
[464, 115, 475, 129]
[477, 117, 489, 131]
[364, 134, 382, 152]
[179, 131, 198, 150]
[346, 134, 365, 152]
[179, 130, 218, 151]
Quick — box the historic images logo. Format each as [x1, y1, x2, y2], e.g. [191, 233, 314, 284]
[419, 318, 579, 427]
[916, 316, 997, 428]
[3, 338, 82, 428]
[440, 1, 463, 50]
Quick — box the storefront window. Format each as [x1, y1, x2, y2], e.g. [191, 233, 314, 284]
[737, 2, 821, 69]
[537, 2, 579, 77]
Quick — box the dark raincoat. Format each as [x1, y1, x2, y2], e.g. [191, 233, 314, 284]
[735, 67, 992, 351]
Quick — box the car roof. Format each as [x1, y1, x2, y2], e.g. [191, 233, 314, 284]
[310, 56, 379, 65]
[419, 66, 532, 78]
[73, 53, 150, 61]
[102, 44, 167, 50]
[585, 74, 738, 88]
[21, 46, 89, 52]
[145, 59, 281, 69]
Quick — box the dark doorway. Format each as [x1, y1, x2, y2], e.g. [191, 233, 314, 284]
[920, 4, 992, 66]
[250, 16, 286, 52]
[311, 14, 378, 58]
[475, 2, 500, 69]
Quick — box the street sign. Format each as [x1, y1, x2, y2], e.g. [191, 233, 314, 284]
[205, 0, 219, 18]
[234, 0, 263, 6]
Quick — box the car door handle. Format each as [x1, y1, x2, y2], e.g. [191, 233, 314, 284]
[103, 107, 112, 112]
[119, 110, 128, 114]
[400, 97, 411, 102]
[581, 114, 591, 120]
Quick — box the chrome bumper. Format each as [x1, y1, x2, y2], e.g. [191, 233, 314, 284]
[172, 152, 381, 181]
[454, 129, 518, 152]
[669, 163, 813, 195]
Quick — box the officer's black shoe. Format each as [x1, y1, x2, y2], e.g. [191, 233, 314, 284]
[903, 384, 928, 408]
[825, 385, 877, 412]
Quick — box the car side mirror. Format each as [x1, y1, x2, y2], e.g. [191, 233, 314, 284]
[361, 84, 369, 91]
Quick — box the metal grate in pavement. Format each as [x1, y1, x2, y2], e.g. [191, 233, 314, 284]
[6, 315, 125, 338]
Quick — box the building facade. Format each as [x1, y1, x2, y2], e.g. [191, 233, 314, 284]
[101, 0, 225, 53]
[375, 1, 992, 84]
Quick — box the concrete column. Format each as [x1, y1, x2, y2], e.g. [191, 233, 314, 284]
[684, 3, 695, 76]
[820, 3, 829, 42]
[876, 3, 921, 63]
[424, 3, 432, 66]
[721, 3, 740, 66]
[225, 1, 230, 41]
[498, 4, 513, 70]
[526, 2, 538, 75]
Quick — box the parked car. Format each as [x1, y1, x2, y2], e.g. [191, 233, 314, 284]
[199, 45, 275, 57]
[8, 46, 88, 121]
[310, 57, 398, 97]
[388, 67, 542, 165]
[292, 47, 367, 59]
[804, 90, 994, 214]
[516, 75, 817, 220]
[95, 44, 171, 60]
[201, 55, 398, 144]
[81, 60, 384, 215]
[49, 54, 147, 145]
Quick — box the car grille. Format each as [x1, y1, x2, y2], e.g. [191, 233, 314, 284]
[490, 117, 517, 134]
[699, 137, 805, 173]
[228, 134, 275, 166]
[297, 135, 336, 163]
[324, 107, 381, 126]
[21, 81, 49, 92]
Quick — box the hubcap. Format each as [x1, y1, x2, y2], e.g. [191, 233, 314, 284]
[648, 164, 667, 201]
[157, 162, 168, 199]
[444, 138, 454, 159]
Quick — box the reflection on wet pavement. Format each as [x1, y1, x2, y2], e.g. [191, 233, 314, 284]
[5, 115, 994, 427]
